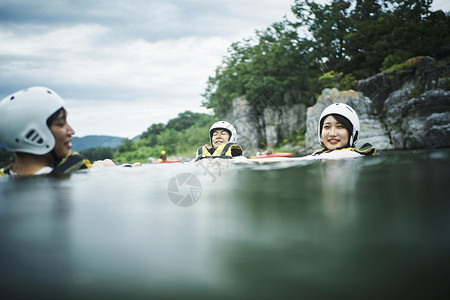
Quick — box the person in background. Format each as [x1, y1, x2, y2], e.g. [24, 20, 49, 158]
[195, 121, 244, 161]
[0, 87, 91, 176]
[159, 150, 167, 162]
[312, 103, 375, 158]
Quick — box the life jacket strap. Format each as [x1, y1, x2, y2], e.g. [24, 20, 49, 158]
[50, 152, 92, 175]
[312, 143, 376, 156]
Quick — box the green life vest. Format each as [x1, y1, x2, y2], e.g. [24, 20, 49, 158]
[312, 143, 376, 156]
[195, 142, 243, 162]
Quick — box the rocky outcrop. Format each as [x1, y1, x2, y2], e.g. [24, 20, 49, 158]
[264, 104, 306, 146]
[227, 56, 449, 155]
[227, 98, 306, 155]
[227, 97, 265, 155]
[384, 89, 450, 149]
[356, 56, 450, 149]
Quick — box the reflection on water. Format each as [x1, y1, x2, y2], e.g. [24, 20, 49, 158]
[0, 149, 449, 299]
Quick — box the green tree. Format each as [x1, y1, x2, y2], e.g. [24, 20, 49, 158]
[291, 0, 449, 79]
[116, 138, 136, 153]
[203, 19, 320, 116]
[292, 0, 353, 73]
[80, 147, 115, 162]
[166, 111, 204, 131]
[140, 123, 165, 140]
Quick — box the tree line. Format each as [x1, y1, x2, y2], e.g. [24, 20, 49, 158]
[202, 0, 449, 117]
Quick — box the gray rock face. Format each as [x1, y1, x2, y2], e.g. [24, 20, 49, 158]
[385, 89, 450, 149]
[357, 56, 450, 150]
[264, 103, 306, 146]
[356, 56, 446, 111]
[227, 98, 306, 155]
[225, 97, 264, 156]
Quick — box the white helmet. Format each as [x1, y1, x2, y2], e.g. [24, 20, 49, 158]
[0, 86, 65, 155]
[209, 120, 238, 145]
[318, 103, 360, 147]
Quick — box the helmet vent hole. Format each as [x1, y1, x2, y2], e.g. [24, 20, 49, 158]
[46, 90, 52, 94]
[25, 129, 35, 139]
[10, 96, 14, 101]
[25, 129, 43, 144]
[15, 138, 19, 143]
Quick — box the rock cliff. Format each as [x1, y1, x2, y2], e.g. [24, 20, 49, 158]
[227, 56, 449, 156]
[356, 56, 450, 150]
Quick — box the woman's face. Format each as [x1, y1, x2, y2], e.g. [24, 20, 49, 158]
[50, 111, 74, 158]
[212, 129, 230, 149]
[321, 115, 350, 150]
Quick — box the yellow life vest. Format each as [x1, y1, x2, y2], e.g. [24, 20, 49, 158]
[195, 142, 243, 162]
[312, 143, 376, 156]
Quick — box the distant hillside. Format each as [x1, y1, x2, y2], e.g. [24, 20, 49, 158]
[72, 135, 125, 151]
[0, 135, 134, 152]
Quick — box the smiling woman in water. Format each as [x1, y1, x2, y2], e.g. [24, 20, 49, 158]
[312, 103, 376, 158]
[0, 87, 91, 176]
[195, 120, 244, 161]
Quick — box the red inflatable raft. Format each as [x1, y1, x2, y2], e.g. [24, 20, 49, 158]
[152, 159, 181, 164]
[250, 153, 292, 159]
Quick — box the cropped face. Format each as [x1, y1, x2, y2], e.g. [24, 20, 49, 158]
[321, 115, 350, 150]
[50, 110, 75, 158]
[212, 129, 230, 149]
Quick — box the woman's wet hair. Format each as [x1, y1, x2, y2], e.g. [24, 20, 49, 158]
[320, 113, 353, 142]
[46, 108, 67, 128]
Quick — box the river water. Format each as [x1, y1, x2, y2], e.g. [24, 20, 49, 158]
[1, 149, 449, 299]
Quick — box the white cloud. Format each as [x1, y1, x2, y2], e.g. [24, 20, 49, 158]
[66, 97, 213, 139]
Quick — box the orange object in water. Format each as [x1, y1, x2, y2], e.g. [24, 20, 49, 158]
[250, 152, 292, 159]
[152, 159, 181, 164]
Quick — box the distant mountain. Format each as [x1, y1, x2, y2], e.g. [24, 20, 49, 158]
[72, 135, 125, 151]
[0, 136, 126, 152]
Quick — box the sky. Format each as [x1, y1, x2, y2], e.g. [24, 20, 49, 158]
[1, 0, 449, 138]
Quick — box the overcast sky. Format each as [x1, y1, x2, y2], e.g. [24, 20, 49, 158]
[1, 0, 449, 138]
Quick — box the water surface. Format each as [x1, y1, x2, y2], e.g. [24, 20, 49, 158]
[1, 149, 449, 299]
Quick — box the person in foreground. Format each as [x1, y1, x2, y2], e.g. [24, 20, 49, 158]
[311, 103, 376, 158]
[195, 121, 244, 161]
[0, 87, 91, 176]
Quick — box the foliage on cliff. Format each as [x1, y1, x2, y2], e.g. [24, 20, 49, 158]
[202, 0, 449, 117]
